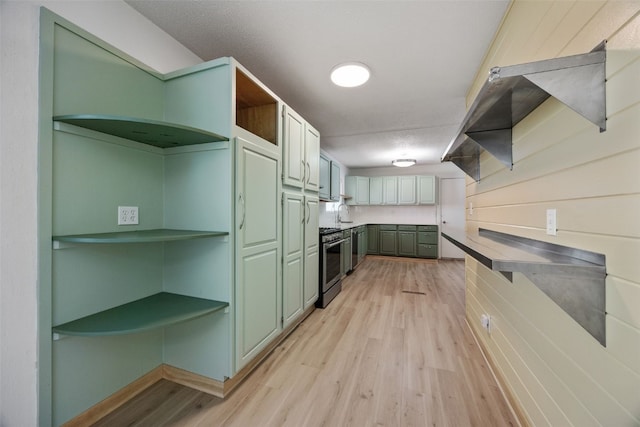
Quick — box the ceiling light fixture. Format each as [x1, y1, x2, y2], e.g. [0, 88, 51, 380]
[330, 62, 370, 87]
[392, 159, 416, 168]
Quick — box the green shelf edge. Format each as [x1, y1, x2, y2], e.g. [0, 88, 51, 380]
[53, 114, 228, 148]
[52, 229, 228, 244]
[52, 292, 229, 337]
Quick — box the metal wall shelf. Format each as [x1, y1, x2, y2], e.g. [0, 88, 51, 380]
[54, 114, 228, 148]
[442, 228, 607, 346]
[442, 42, 606, 181]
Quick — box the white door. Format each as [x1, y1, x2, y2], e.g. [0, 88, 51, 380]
[440, 178, 465, 259]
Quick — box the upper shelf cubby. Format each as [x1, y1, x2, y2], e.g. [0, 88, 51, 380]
[235, 69, 278, 145]
[53, 114, 228, 148]
[442, 41, 606, 181]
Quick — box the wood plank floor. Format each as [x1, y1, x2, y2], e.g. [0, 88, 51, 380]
[93, 257, 519, 427]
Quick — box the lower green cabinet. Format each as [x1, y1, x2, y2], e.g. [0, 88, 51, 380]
[418, 243, 438, 258]
[379, 225, 398, 256]
[367, 225, 379, 254]
[398, 226, 417, 257]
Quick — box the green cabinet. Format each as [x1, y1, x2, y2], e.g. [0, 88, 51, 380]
[417, 225, 438, 258]
[379, 225, 398, 256]
[357, 226, 367, 263]
[397, 225, 417, 257]
[383, 176, 398, 204]
[367, 225, 379, 254]
[282, 191, 304, 329]
[418, 175, 438, 204]
[369, 176, 383, 205]
[398, 176, 417, 205]
[330, 161, 341, 201]
[283, 105, 319, 193]
[345, 176, 370, 205]
[303, 196, 319, 309]
[319, 154, 330, 200]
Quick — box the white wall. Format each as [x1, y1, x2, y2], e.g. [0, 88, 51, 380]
[0, 2, 201, 425]
[464, 1, 640, 425]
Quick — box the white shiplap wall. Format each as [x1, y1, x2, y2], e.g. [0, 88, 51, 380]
[464, 1, 640, 426]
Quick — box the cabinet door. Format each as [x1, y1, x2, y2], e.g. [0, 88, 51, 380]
[398, 176, 417, 205]
[319, 155, 330, 200]
[304, 123, 320, 192]
[358, 228, 366, 262]
[369, 177, 383, 205]
[379, 230, 397, 256]
[383, 176, 398, 204]
[418, 244, 438, 259]
[398, 231, 417, 257]
[330, 161, 340, 201]
[282, 106, 305, 189]
[356, 177, 370, 205]
[282, 191, 304, 329]
[418, 175, 437, 204]
[304, 196, 319, 309]
[235, 136, 281, 370]
[367, 225, 379, 254]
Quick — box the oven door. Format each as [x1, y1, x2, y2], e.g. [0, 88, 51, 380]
[322, 238, 345, 293]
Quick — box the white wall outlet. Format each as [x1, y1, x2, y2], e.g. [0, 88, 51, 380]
[480, 314, 492, 333]
[546, 208, 557, 236]
[469, 202, 473, 216]
[118, 206, 139, 225]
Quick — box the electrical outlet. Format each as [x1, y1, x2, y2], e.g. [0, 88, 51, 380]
[469, 202, 473, 215]
[118, 206, 139, 225]
[546, 209, 557, 236]
[481, 314, 492, 333]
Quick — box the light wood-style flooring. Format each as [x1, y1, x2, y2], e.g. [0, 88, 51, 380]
[93, 256, 518, 426]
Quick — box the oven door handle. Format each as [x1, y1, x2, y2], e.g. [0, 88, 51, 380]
[325, 238, 348, 249]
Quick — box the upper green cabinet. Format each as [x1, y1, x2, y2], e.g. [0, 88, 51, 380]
[330, 161, 341, 201]
[398, 176, 416, 205]
[345, 176, 370, 205]
[346, 175, 437, 205]
[283, 105, 319, 192]
[418, 175, 438, 205]
[319, 154, 330, 200]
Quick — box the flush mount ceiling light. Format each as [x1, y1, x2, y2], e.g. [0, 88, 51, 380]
[330, 62, 370, 87]
[392, 159, 416, 167]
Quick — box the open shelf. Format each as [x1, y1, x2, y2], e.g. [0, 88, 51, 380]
[53, 115, 228, 148]
[442, 42, 606, 181]
[52, 292, 228, 337]
[53, 229, 227, 245]
[235, 69, 278, 145]
[442, 228, 606, 346]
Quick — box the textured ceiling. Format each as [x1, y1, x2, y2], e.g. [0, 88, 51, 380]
[126, 0, 510, 168]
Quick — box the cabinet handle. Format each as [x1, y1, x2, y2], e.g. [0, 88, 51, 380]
[301, 160, 306, 184]
[306, 162, 311, 184]
[239, 194, 246, 230]
[306, 202, 310, 224]
[301, 203, 305, 224]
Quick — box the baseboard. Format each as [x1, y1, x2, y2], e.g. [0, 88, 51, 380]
[222, 304, 315, 395]
[62, 365, 164, 427]
[62, 305, 316, 425]
[465, 315, 531, 427]
[162, 364, 225, 398]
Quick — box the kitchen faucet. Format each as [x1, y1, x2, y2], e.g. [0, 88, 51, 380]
[336, 202, 349, 224]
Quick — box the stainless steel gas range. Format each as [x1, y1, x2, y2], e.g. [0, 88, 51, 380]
[317, 227, 349, 308]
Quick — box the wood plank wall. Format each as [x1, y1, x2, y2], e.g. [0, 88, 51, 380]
[463, 1, 640, 425]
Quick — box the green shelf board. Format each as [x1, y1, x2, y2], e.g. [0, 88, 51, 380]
[52, 292, 228, 337]
[53, 229, 228, 244]
[53, 114, 228, 148]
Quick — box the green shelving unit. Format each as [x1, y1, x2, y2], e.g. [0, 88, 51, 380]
[53, 114, 228, 148]
[53, 229, 228, 244]
[52, 292, 228, 336]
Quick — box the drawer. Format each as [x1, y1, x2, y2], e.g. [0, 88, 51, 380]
[417, 243, 437, 258]
[418, 232, 437, 244]
[398, 225, 417, 231]
[417, 225, 438, 232]
[379, 224, 397, 231]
